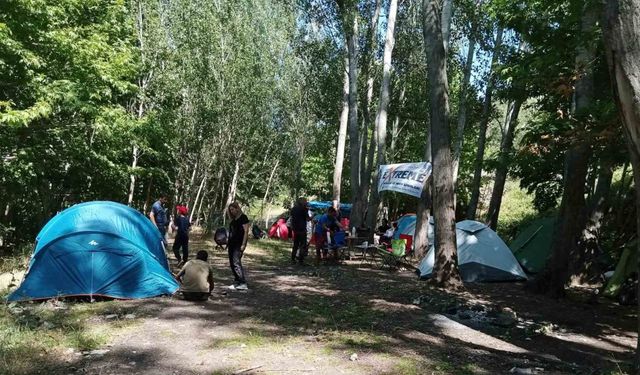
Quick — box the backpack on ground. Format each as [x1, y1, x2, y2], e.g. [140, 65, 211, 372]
[252, 224, 265, 239]
[214, 227, 228, 249]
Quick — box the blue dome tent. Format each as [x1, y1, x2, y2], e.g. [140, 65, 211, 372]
[9, 201, 179, 301]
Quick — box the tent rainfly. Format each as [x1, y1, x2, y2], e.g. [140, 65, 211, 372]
[418, 220, 527, 282]
[8, 201, 179, 301]
[509, 217, 555, 273]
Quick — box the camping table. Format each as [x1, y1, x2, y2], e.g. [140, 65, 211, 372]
[345, 236, 369, 260]
[353, 243, 382, 265]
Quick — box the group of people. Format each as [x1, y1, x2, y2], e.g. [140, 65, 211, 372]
[146, 194, 397, 301]
[289, 197, 345, 265]
[148, 195, 251, 301]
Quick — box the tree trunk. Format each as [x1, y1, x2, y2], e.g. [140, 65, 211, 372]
[441, 0, 454, 54]
[602, 3, 640, 368]
[567, 2, 612, 286]
[486, 99, 523, 230]
[423, 0, 462, 289]
[358, 0, 382, 200]
[467, 26, 504, 220]
[534, 144, 590, 298]
[615, 161, 630, 229]
[143, 177, 153, 213]
[261, 158, 280, 222]
[127, 145, 139, 206]
[187, 158, 199, 204]
[333, 58, 350, 202]
[223, 158, 241, 224]
[571, 158, 613, 285]
[533, 2, 598, 296]
[190, 172, 208, 222]
[414, 149, 432, 260]
[452, 35, 477, 186]
[294, 136, 306, 200]
[390, 86, 406, 161]
[346, 15, 363, 228]
[128, 0, 148, 208]
[360, 113, 377, 226]
[195, 194, 207, 227]
[367, 0, 398, 236]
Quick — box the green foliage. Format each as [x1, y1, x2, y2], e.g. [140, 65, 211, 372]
[511, 112, 568, 211]
[0, 0, 152, 246]
[495, 179, 539, 241]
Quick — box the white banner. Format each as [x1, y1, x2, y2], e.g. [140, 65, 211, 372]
[378, 162, 432, 198]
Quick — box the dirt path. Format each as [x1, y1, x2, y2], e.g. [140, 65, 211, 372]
[71, 238, 635, 375]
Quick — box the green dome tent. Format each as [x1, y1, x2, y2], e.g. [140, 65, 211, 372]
[509, 217, 555, 274]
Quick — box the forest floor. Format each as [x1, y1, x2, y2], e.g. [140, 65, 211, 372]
[0, 237, 636, 375]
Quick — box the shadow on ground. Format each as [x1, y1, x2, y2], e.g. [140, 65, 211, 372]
[6, 237, 635, 374]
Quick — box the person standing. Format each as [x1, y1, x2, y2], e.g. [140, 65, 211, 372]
[290, 197, 311, 265]
[313, 207, 343, 263]
[176, 250, 214, 301]
[227, 202, 250, 290]
[172, 205, 191, 266]
[149, 194, 169, 245]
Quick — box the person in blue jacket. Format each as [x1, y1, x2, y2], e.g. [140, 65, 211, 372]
[149, 194, 169, 245]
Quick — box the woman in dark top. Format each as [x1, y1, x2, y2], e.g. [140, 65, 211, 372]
[227, 202, 250, 290]
[172, 205, 191, 266]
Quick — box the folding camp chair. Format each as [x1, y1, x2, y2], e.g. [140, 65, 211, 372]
[376, 238, 406, 270]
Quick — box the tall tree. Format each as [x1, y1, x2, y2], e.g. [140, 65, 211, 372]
[422, 0, 462, 288]
[367, 0, 399, 235]
[486, 98, 524, 230]
[533, 0, 597, 297]
[452, 1, 480, 186]
[467, 26, 504, 220]
[602, 0, 640, 369]
[333, 58, 350, 202]
[357, 0, 382, 218]
[338, 0, 364, 228]
[441, 0, 454, 53]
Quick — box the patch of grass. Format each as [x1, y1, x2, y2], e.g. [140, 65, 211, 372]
[392, 357, 424, 375]
[0, 301, 141, 374]
[390, 355, 471, 375]
[460, 363, 488, 374]
[257, 297, 386, 334]
[432, 358, 456, 373]
[327, 331, 388, 352]
[212, 330, 270, 349]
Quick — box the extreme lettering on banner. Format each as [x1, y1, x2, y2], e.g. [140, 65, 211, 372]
[377, 162, 432, 198]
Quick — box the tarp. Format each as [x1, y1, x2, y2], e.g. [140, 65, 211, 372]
[509, 217, 555, 273]
[8, 201, 179, 301]
[418, 220, 527, 282]
[378, 162, 432, 198]
[307, 201, 352, 217]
